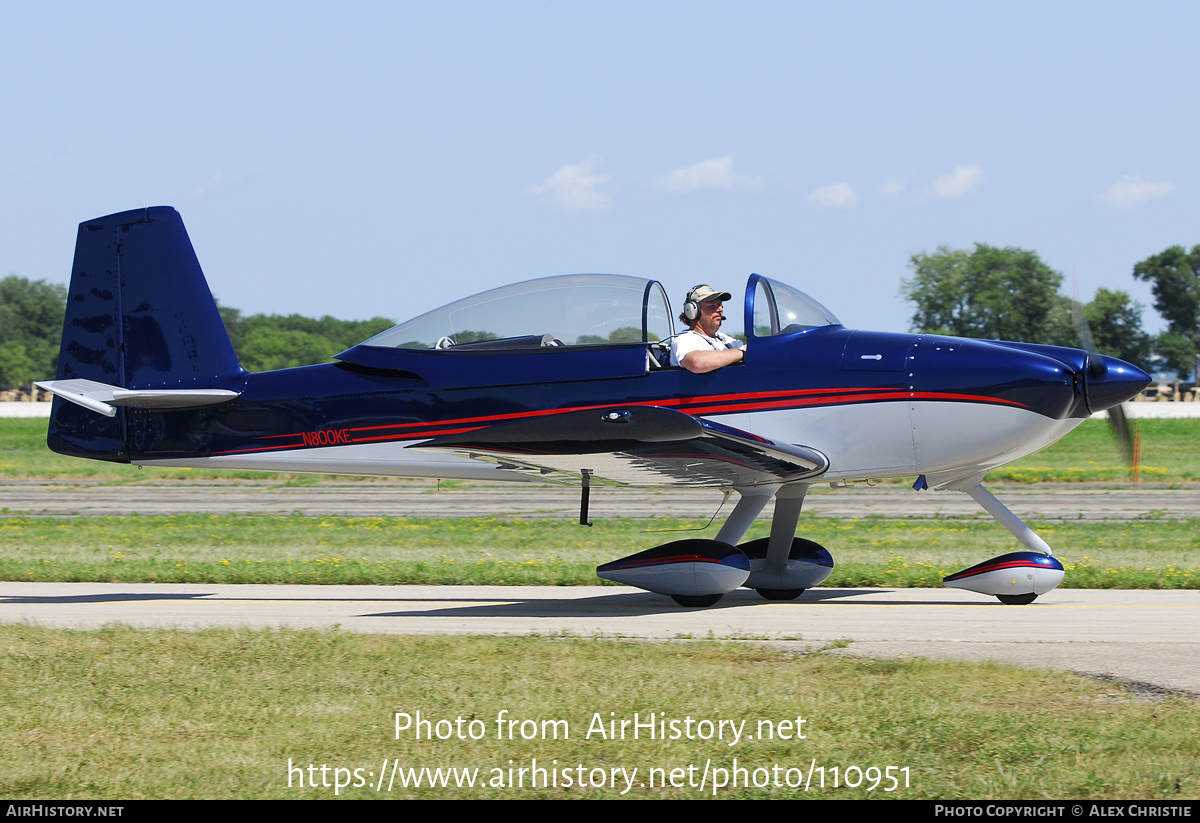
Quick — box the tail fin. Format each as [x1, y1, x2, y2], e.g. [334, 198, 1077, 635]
[44, 207, 244, 461]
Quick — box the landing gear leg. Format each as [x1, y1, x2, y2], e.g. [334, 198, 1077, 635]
[961, 483, 1053, 556]
[729, 484, 834, 599]
[714, 487, 775, 546]
[756, 485, 808, 600]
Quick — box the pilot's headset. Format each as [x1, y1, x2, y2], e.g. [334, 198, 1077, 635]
[683, 285, 728, 323]
[683, 285, 707, 323]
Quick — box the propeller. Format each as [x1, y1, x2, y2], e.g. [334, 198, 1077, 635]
[1070, 286, 1137, 467]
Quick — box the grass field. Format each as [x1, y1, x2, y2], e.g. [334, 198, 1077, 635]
[986, 417, 1200, 484]
[2, 513, 1197, 589]
[2, 626, 1196, 800]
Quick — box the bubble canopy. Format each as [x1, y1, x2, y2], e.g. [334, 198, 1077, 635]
[360, 274, 676, 350]
[357, 273, 840, 355]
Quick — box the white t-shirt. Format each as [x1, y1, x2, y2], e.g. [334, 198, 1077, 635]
[669, 329, 745, 368]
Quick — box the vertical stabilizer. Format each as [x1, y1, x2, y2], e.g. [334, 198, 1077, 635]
[48, 207, 244, 460]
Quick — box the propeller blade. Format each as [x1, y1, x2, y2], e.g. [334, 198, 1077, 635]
[1070, 293, 1097, 354]
[1107, 402, 1135, 466]
[1071, 275, 1137, 469]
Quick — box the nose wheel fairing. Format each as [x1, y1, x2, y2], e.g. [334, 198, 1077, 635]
[943, 551, 1065, 601]
[936, 479, 1066, 604]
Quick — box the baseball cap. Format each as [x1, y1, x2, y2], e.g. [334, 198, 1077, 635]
[687, 285, 732, 303]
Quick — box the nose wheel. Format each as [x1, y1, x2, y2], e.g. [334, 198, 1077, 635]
[671, 593, 724, 608]
[997, 593, 1038, 605]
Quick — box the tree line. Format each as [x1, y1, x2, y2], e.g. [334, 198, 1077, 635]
[901, 243, 1200, 377]
[0, 275, 393, 391]
[214, 305, 393, 372]
[2, 242, 1198, 390]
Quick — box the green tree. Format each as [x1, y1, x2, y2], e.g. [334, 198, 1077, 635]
[0, 341, 37, 390]
[901, 244, 1064, 343]
[1038, 295, 1081, 349]
[1131, 245, 1200, 377]
[216, 302, 245, 355]
[901, 248, 1153, 366]
[239, 327, 339, 372]
[1152, 331, 1195, 379]
[215, 307, 394, 371]
[0, 275, 67, 388]
[1081, 288, 1152, 369]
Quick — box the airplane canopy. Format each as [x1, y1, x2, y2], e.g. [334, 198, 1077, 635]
[360, 274, 675, 350]
[359, 272, 841, 354]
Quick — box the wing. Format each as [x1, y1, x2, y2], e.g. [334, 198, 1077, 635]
[408, 405, 828, 487]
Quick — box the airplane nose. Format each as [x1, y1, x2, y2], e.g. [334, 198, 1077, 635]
[1084, 355, 1152, 413]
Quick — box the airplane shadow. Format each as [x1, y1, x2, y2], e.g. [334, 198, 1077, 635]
[358, 587, 996, 619]
[0, 587, 1003, 617]
[0, 592, 217, 604]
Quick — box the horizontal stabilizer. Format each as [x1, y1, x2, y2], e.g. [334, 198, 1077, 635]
[37, 379, 239, 418]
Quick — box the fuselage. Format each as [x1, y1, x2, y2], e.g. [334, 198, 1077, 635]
[41, 208, 1148, 490]
[49, 324, 1144, 490]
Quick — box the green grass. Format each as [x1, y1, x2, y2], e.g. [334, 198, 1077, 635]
[1, 626, 1196, 799]
[2, 513, 1197, 588]
[988, 418, 1200, 484]
[3, 417, 1199, 484]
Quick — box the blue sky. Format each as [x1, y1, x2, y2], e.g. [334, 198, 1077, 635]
[2, 1, 1196, 337]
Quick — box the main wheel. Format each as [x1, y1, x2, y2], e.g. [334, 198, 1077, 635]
[997, 593, 1037, 605]
[671, 593, 724, 608]
[755, 588, 805, 601]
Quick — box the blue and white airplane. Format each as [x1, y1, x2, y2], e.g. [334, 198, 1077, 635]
[37, 207, 1150, 607]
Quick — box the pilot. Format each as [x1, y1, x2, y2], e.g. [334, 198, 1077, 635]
[670, 285, 746, 373]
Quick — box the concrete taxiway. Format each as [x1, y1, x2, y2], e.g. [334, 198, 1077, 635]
[2, 583, 1196, 696]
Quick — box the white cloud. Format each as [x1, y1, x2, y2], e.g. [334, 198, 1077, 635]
[525, 159, 612, 212]
[880, 178, 905, 198]
[1098, 175, 1174, 206]
[654, 155, 763, 193]
[932, 164, 984, 198]
[808, 182, 858, 208]
[190, 170, 228, 198]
